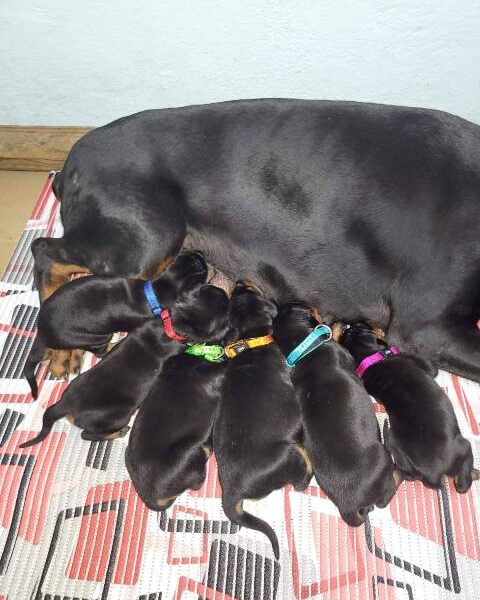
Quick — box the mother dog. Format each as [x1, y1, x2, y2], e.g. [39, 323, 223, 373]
[32, 99, 480, 380]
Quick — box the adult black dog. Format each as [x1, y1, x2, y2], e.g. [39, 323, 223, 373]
[340, 322, 476, 492]
[24, 251, 208, 395]
[273, 304, 399, 526]
[32, 100, 480, 381]
[20, 283, 228, 446]
[214, 281, 311, 560]
[125, 291, 230, 512]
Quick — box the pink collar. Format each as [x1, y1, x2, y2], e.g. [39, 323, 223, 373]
[355, 346, 399, 377]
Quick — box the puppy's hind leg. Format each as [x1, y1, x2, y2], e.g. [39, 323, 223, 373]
[222, 495, 280, 560]
[452, 438, 475, 494]
[292, 444, 313, 491]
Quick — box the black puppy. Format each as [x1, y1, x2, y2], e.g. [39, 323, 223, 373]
[24, 250, 208, 397]
[20, 283, 227, 447]
[213, 281, 311, 560]
[340, 322, 475, 492]
[273, 304, 399, 526]
[125, 289, 230, 511]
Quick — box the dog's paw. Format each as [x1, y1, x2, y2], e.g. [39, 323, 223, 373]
[46, 349, 84, 379]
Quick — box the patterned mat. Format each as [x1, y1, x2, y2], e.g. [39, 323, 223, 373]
[0, 174, 479, 600]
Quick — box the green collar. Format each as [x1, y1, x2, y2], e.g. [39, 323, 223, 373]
[185, 343, 225, 363]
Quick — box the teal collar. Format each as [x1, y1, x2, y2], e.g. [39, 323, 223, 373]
[286, 324, 332, 367]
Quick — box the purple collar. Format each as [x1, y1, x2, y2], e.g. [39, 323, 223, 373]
[356, 346, 399, 377]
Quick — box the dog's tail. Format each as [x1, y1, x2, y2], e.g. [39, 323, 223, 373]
[24, 337, 48, 399]
[222, 495, 280, 560]
[19, 402, 67, 448]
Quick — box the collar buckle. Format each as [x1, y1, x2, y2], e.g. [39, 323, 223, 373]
[224, 340, 249, 358]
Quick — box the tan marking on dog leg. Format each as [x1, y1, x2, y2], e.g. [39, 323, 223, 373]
[157, 495, 177, 508]
[65, 414, 75, 424]
[393, 469, 404, 488]
[48, 350, 73, 378]
[235, 500, 244, 515]
[104, 426, 130, 441]
[134, 255, 176, 281]
[331, 322, 344, 342]
[47, 348, 84, 379]
[310, 307, 323, 324]
[296, 444, 313, 476]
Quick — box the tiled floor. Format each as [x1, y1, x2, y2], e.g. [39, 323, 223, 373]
[0, 171, 50, 273]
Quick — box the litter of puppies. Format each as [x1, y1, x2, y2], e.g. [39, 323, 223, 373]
[21, 251, 479, 559]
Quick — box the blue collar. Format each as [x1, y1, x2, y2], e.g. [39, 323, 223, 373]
[286, 324, 332, 367]
[144, 280, 162, 317]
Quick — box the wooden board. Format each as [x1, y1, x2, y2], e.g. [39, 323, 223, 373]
[0, 125, 92, 171]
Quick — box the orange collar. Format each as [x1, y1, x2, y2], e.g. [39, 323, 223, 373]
[224, 335, 274, 358]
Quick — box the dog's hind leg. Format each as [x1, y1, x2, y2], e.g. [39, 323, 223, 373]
[31, 237, 89, 378]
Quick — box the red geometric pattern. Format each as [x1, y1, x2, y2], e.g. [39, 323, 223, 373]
[0, 175, 478, 599]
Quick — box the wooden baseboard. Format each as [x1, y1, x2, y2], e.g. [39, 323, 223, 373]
[0, 126, 92, 171]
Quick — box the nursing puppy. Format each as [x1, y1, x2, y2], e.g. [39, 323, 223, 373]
[20, 283, 226, 447]
[24, 250, 208, 397]
[340, 322, 475, 492]
[125, 289, 230, 511]
[273, 304, 399, 526]
[213, 281, 311, 560]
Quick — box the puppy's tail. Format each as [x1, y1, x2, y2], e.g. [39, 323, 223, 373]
[24, 337, 49, 399]
[19, 402, 67, 448]
[222, 495, 280, 560]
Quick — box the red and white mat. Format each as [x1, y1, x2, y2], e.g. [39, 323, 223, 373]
[0, 174, 479, 599]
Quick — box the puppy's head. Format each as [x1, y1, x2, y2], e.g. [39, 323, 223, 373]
[171, 283, 230, 343]
[339, 321, 386, 356]
[228, 280, 277, 333]
[156, 251, 209, 295]
[272, 302, 321, 353]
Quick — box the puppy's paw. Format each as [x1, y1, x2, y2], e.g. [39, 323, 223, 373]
[47, 349, 84, 379]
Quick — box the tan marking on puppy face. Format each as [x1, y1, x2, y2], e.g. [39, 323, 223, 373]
[42, 262, 90, 301]
[65, 414, 75, 424]
[310, 307, 323, 325]
[157, 495, 177, 508]
[471, 468, 480, 481]
[296, 444, 313, 476]
[331, 322, 344, 343]
[202, 446, 212, 459]
[372, 326, 386, 340]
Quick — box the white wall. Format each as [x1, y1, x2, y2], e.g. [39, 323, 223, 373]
[1, 0, 479, 126]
